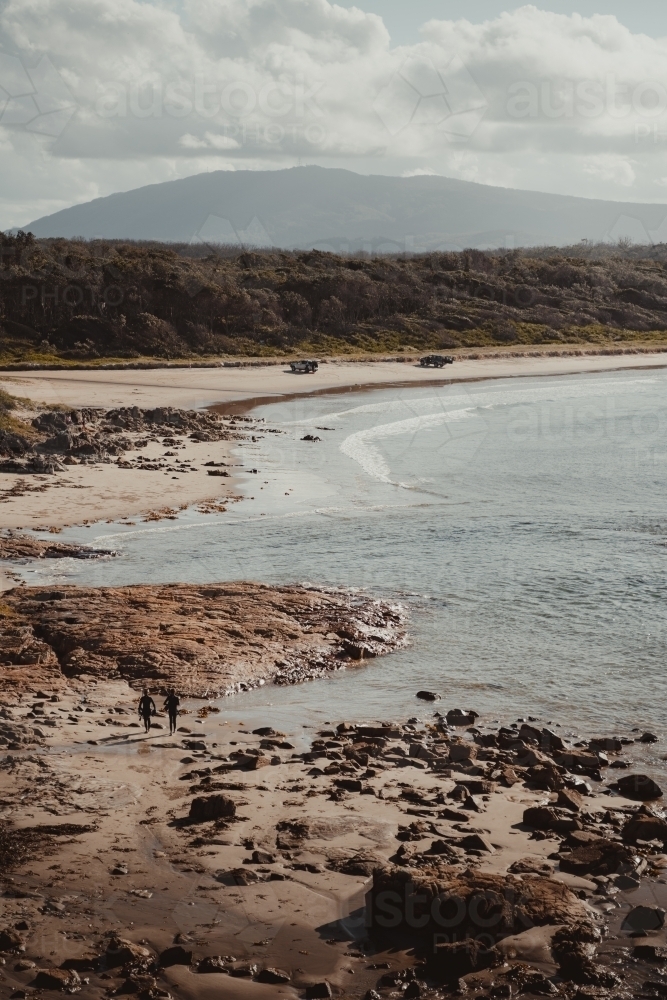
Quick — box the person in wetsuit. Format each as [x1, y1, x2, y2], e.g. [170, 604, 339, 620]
[138, 689, 156, 733]
[163, 689, 180, 735]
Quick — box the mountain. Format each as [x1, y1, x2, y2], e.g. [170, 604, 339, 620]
[21, 166, 667, 250]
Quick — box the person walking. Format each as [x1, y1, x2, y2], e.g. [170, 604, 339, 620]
[163, 689, 180, 735]
[138, 689, 156, 733]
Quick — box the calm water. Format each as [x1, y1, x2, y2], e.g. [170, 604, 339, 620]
[20, 368, 667, 746]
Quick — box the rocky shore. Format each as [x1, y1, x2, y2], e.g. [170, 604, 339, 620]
[0, 582, 407, 701]
[0, 403, 257, 476]
[0, 686, 665, 1000]
[0, 532, 116, 562]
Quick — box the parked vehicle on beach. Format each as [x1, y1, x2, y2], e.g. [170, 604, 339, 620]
[289, 360, 319, 373]
[419, 354, 454, 368]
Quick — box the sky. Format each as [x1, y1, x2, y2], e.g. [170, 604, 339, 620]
[3, 0, 667, 228]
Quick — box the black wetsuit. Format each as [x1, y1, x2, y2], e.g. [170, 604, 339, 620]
[138, 695, 156, 733]
[164, 693, 180, 735]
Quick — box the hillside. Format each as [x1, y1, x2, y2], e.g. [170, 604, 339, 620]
[21, 166, 667, 250]
[2, 233, 667, 365]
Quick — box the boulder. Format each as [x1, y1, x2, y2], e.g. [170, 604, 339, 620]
[639, 732, 659, 744]
[429, 940, 501, 981]
[551, 924, 617, 986]
[621, 906, 666, 932]
[446, 709, 479, 727]
[589, 738, 622, 753]
[559, 837, 638, 876]
[622, 809, 667, 845]
[528, 763, 565, 791]
[104, 937, 153, 969]
[523, 806, 580, 833]
[189, 794, 236, 822]
[159, 946, 192, 967]
[197, 956, 227, 973]
[0, 929, 24, 953]
[557, 788, 584, 812]
[448, 742, 477, 762]
[333, 778, 362, 792]
[416, 691, 440, 701]
[255, 968, 290, 984]
[367, 865, 587, 947]
[616, 774, 663, 800]
[305, 983, 333, 999]
[554, 750, 601, 772]
[32, 969, 81, 991]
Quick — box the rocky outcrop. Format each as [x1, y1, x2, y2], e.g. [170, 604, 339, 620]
[0, 405, 253, 474]
[0, 531, 114, 561]
[0, 582, 407, 696]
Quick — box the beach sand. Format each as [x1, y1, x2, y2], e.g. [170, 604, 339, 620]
[2, 351, 666, 530]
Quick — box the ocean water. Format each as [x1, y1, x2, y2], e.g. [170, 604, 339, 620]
[18, 368, 667, 746]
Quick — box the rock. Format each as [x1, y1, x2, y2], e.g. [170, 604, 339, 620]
[197, 956, 227, 973]
[368, 865, 587, 947]
[554, 750, 601, 772]
[640, 732, 659, 743]
[633, 944, 667, 961]
[404, 982, 424, 999]
[621, 906, 666, 932]
[589, 737, 623, 753]
[446, 709, 479, 727]
[557, 788, 584, 812]
[429, 940, 501, 981]
[32, 968, 81, 991]
[559, 837, 639, 876]
[616, 774, 663, 800]
[460, 833, 495, 853]
[523, 806, 580, 833]
[0, 929, 24, 953]
[104, 938, 153, 969]
[250, 850, 275, 864]
[159, 946, 192, 967]
[216, 868, 262, 886]
[333, 778, 362, 792]
[305, 984, 333, 999]
[622, 809, 667, 844]
[528, 764, 565, 791]
[255, 968, 290, 984]
[229, 963, 258, 977]
[551, 924, 617, 986]
[449, 742, 477, 762]
[328, 851, 383, 876]
[416, 691, 440, 701]
[189, 794, 236, 822]
[1, 582, 406, 698]
[243, 755, 270, 770]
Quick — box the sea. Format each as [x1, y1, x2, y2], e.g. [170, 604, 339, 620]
[16, 366, 667, 756]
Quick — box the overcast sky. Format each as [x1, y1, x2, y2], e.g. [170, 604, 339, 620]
[3, 0, 667, 229]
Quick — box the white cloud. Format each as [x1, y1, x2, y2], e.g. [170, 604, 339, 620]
[2, 0, 667, 228]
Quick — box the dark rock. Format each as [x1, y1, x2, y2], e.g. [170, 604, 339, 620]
[159, 946, 192, 967]
[551, 924, 617, 986]
[197, 956, 227, 973]
[558, 837, 639, 876]
[255, 968, 290, 984]
[460, 833, 495, 853]
[404, 982, 424, 999]
[528, 764, 565, 791]
[229, 963, 258, 977]
[446, 709, 479, 727]
[633, 945, 667, 961]
[616, 774, 663, 800]
[32, 968, 81, 991]
[189, 794, 236, 822]
[589, 737, 623, 753]
[621, 906, 666, 932]
[250, 850, 275, 864]
[557, 787, 584, 812]
[429, 940, 501, 981]
[416, 691, 441, 701]
[622, 809, 667, 845]
[640, 733, 659, 743]
[523, 805, 580, 833]
[305, 982, 333, 999]
[0, 928, 24, 953]
[333, 778, 362, 792]
[215, 868, 261, 886]
[104, 938, 153, 969]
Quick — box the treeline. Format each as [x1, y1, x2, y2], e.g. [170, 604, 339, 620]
[2, 232, 667, 361]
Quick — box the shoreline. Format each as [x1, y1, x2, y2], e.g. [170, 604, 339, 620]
[1, 348, 666, 530]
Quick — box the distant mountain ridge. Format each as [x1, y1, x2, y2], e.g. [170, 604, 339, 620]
[21, 166, 667, 250]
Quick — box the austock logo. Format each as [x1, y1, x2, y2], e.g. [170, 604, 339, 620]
[0, 52, 76, 137]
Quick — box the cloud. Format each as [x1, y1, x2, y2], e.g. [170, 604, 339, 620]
[2, 0, 667, 228]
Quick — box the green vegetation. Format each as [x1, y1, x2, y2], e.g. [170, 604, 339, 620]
[1, 232, 667, 366]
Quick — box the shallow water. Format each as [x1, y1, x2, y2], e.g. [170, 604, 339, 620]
[20, 368, 667, 745]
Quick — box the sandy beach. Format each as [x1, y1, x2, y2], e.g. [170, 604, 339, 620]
[1, 351, 666, 530]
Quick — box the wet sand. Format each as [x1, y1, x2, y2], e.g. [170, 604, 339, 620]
[1, 678, 666, 1000]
